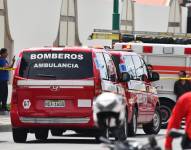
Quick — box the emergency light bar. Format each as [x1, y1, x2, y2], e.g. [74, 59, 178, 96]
[143, 46, 152, 53]
[184, 48, 191, 54]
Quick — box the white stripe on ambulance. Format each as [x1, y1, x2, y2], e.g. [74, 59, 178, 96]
[17, 79, 94, 86]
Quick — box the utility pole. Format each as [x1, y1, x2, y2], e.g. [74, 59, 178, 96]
[112, 0, 120, 44]
[112, 0, 120, 30]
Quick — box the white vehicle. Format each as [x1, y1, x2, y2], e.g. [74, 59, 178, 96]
[114, 42, 191, 127]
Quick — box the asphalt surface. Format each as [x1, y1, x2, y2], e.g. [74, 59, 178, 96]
[0, 111, 11, 132]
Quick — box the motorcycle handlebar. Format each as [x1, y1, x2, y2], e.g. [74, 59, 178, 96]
[100, 135, 162, 150]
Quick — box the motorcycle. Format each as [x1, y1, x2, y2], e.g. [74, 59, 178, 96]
[99, 135, 161, 150]
[168, 128, 191, 150]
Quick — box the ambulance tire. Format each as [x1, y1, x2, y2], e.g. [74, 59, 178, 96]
[128, 109, 137, 137]
[160, 101, 175, 128]
[12, 128, 27, 143]
[35, 129, 49, 141]
[51, 129, 65, 136]
[142, 107, 161, 135]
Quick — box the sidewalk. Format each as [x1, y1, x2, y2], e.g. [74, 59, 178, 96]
[0, 84, 12, 132]
[0, 111, 11, 132]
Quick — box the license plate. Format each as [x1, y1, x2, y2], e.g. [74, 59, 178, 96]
[44, 100, 65, 108]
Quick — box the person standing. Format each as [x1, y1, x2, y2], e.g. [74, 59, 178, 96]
[164, 92, 191, 150]
[147, 64, 153, 78]
[174, 70, 191, 100]
[0, 48, 15, 111]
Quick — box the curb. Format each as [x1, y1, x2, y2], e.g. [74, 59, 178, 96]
[0, 124, 11, 132]
[0, 111, 11, 132]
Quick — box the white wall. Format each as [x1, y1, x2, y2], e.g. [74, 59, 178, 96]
[7, 0, 62, 55]
[134, 3, 169, 32]
[78, 0, 114, 47]
[181, 6, 188, 33]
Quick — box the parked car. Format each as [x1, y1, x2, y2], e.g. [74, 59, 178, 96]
[109, 49, 161, 136]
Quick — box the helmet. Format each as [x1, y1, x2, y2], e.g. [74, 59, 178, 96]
[93, 92, 126, 129]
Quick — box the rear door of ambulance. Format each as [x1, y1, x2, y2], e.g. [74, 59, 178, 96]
[15, 49, 95, 125]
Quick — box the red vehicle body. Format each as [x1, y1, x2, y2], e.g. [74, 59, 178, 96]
[109, 50, 161, 136]
[10, 47, 126, 142]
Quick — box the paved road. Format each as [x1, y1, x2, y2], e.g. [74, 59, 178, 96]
[0, 129, 183, 150]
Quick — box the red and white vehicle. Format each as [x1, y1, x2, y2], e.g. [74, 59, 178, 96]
[114, 42, 191, 127]
[10, 47, 127, 142]
[109, 50, 161, 136]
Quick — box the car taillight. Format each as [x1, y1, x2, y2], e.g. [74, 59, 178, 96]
[11, 88, 18, 104]
[11, 76, 25, 104]
[94, 78, 102, 96]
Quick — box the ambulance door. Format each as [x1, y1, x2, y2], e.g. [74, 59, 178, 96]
[139, 57, 155, 121]
[95, 52, 118, 93]
[127, 55, 148, 122]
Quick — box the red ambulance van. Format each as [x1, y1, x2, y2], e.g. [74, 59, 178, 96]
[10, 47, 127, 142]
[110, 50, 161, 136]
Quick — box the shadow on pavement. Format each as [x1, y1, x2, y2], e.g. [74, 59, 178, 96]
[0, 141, 8, 143]
[26, 138, 99, 144]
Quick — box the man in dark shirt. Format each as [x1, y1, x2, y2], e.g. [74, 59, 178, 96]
[174, 70, 191, 100]
[0, 48, 15, 111]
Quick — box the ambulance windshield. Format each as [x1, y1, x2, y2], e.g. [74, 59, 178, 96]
[19, 51, 93, 79]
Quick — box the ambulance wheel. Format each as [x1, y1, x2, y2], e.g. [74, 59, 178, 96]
[12, 128, 27, 143]
[51, 129, 65, 136]
[143, 107, 161, 134]
[160, 101, 175, 128]
[128, 109, 137, 137]
[35, 129, 49, 140]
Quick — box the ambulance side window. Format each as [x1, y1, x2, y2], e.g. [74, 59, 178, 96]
[123, 55, 136, 80]
[132, 55, 144, 80]
[95, 52, 108, 80]
[103, 53, 117, 82]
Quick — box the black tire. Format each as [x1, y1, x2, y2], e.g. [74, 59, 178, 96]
[142, 107, 161, 134]
[115, 112, 128, 141]
[12, 128, 27, 143]
[160, 101, 174, 128]
[35, 129, 49, 141]
[128, 109, 137, 136]
[51, 129, 65, 136]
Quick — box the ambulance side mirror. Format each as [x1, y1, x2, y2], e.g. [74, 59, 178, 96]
[150, 72, 160, 81]
[118, 64, 130, 82]
[121, 72, 130, 82]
